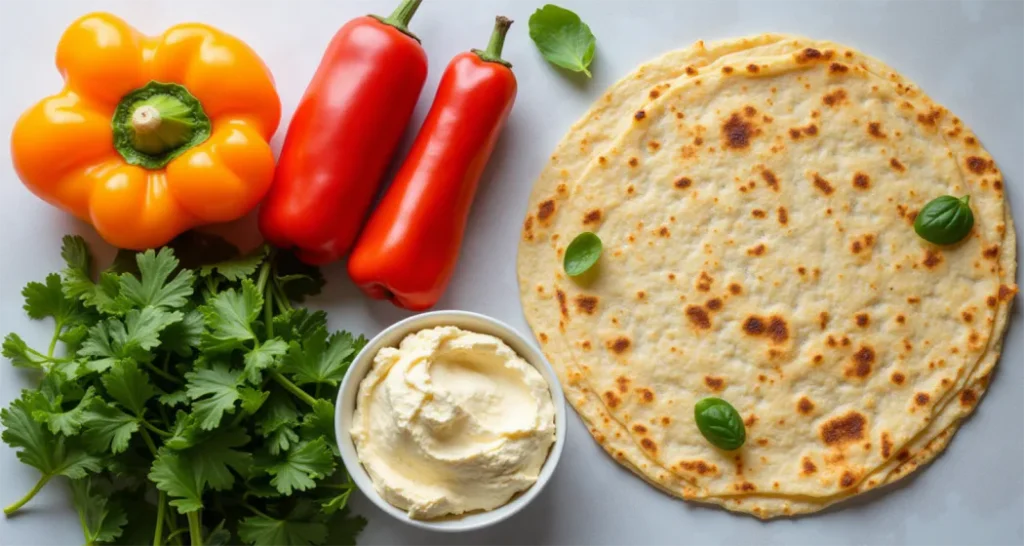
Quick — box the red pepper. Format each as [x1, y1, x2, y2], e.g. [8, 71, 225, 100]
[258, 0, 428, 265]
[348, 16, 517, 311]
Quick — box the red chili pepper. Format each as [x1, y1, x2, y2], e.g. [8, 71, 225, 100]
[258, 0, 427, 265]
[348, 16, 517, 311]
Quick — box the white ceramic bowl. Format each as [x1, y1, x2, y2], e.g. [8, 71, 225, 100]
[335, 310, 567, 532]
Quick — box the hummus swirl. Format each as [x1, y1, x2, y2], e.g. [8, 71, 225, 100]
[351, 326, 556, 519]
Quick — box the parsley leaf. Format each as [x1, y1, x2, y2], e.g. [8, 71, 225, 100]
[80, 308, 181, 373]
[118, 248, 194, 310]
[201, 280, 261, 353]
[81, 401, 138, 454]
[3, 333, 50, 370]
[150, 426, 251, 513]
[300, 399, 337, 456]
[238, 502, 329, 546]
[23, 273, 90, 325]
[201, 245, 270, 282]
[149, 451, 204, 513]
[281, 329, 363, 386]
[265, 437, 336, 496]
[101, 361, 157, 416]
[273, 309, 328, 344]
[161, 309, 205, 357]
[256, 392, 301, 456]
[70, 476, 128, 544]
[528, 4, 597, 77]
[32, 386, 96, 436]
[1, 392, 103, 480]
[185, 364, 242, 430]
[244, 338, 288, 384]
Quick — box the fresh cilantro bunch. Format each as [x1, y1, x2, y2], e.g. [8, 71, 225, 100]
[2, 235, 367, 546]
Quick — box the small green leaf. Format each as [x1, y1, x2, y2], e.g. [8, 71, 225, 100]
[149, 451, 204, 513]
[914, 195, 975, 245]
[186, 364, 243, 430]
[244, 338, 289, 384]
[563, 232, 603, 276]
[81, 401, 139, 454]
[281, 330, 362, 386]
[102, 361, 157, 416]
[1, 391, 103, 479]
[265, 437, 335, 496]
[200, 245, 270, 281]
[160, 309, 205, 357]
[70, 476, 128, 544]
[694, 397, 746, 451]
[528, 4, 596, 77]
[238, 502, 328, 546]
[32, 387, 96, 436]
[201, 280, 262, 352]
[118, 247, 194, 310]
[3, 333, 49, 370]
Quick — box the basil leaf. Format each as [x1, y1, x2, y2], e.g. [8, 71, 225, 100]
[564, 232, 602, 276]
[694, 398, 745, 451]
[914, 195, 974, 245]
[528, 4, 596, 77]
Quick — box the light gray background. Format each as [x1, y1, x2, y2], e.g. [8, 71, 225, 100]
[1, 1, 1021, 545]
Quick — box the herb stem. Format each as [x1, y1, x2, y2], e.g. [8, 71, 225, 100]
[161, 352, 171, 374]
[141, 419, 171, 437]
[270, 372, 316, 407]
[140, 428, 160, 456]
[143, 360, 183, 385]
[46, 320, 63, 358]
[165, 510, 182, 546]
[166, 529, 187, 544]
[154, 491, 166, 546]
[187, 512, 203, 546]
[78, 497, 92, 545]
[240, 501, 270, 519]
[3, 474, 51, 515]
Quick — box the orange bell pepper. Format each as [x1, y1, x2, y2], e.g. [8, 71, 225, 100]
[10, 12, 281, 250]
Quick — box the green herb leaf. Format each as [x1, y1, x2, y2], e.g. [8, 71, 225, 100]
[324, 509, 366, 546]
[256, 392, 301, 456]
[238, 502, 329, 546]
[201, 245, 270, 282]
[81, 401, 139, 454]
[528, 4, 596, 77]
[914, 195, 975, 245]
[273, 251, 325, 303]
[1, 392, 103, 479]
[32, 386, 96, 436]
[80, 308, 182, 373]
[265, 437, 336, 496]
[160, 309, 205, 357]
[281, 330, 362, 386]
[694, 397, 746, 451]
[148, 451, 204, 513]
[563, 232, 603, 276]
[23, 273, 91, 325]
[118, 247, 194, 310]
[70, 476, 128, 544]
[3, 333, 50, 370]
[273, 309, 328, 344]
[300, 399, 337, 455]
[102, 361, 157, 416]
[201, 280, 261, 353]
[244, 338, 289, 384]
[185, 364, 243, 430]
[150, 426, 252, 513]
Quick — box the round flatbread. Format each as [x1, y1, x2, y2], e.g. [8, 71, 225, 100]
[517, 35, 1017, 518]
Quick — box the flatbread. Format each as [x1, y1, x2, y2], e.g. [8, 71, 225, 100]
[517, 35, 1017, 518]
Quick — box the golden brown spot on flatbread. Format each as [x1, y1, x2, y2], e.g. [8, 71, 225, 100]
[776, 206, 789, 225]
[822, 88, 848, 107]
[917, 108, 942, 126]
[744, 316, 766, 335]
[812, 173, 835, 195]
[685, 65, 698, 76]
[813, 354, 824, 364]
[994, 179, 1003, 191]
[766, 316, 789, 343]
[752, 209, 766, 219]
[661, 416, 671, 425]
[907, 296, 921, 304]
[761, 169, 780, 191]
[840, 471, 856, 488]
[846, 346, 876, 378]
[914, 392, 930, 406]
[855, 313, 870, 327]
[658, 226, 671, 237]
[638, 388, 655, 403]
[674, 177, 692, 189]
[818, 311, 830, 330]
[960, 389, 977, 407]
[722, 112, 757, 150]
[821, 412, 867, 445]
[706, 298, 722, 311]
[597, 156, 607, 166]
[583, 209, 602, 224]
[744, 414, 758, 428]
[890, 157, 906, 171]
[746, 63, 760, 73]
[895, 314, 906, 325]
[632, 423, 648, 434]
[891, 371, 906, 385]
[627, 185, 635, 195]
[801, 457, 817, 475]
[607, 336, 631, 354]
[647, 140, 660, 151]
[829, 62, 849, 74]
[923, 250, 943, 269]
[616, 376, 630, 393]
[797, 397, 815, 414]
[581, 340, 591, 350]
[966, 155, 991, 174]
[737, 482, 757, 492]
[961, 311, 974, 323]
[983, 245, 999, 259]
[537, 199, 556, 222]
[686, 305, 712, 330]
[797, 48, 822, 63]
[636, 290, 646, 300]
[853, 172, 871, 189]
[555, 289, 568, 317]
[964, 136, 977, 146]
[804, 124, 818, 136]
[880, 433, 894, 459]
[747, 243, 767, 256]
[679, 460, 717, 476]
[704, 376, 725, 391]
[603, 391, 621, 408]
[998, 284, 1018, 301]
[789, 128, 802, 140]
[648, 89, 660, 99]
[851, 240, 864, 254]
[867, 122, 886, 139]
[634, 110, 646, 121]
[897, 449, 910, 461]
[696, 271, 714, 291]
[574, 295, 598, 315]
[628, 157, 639, 167]
[743, 105, 757, 118]
[728, 283, 742, 295]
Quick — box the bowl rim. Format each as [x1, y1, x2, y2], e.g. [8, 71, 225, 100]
[334, 309, 567, 532]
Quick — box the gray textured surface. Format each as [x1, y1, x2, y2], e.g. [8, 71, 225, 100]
[1, 1, 1021, 545]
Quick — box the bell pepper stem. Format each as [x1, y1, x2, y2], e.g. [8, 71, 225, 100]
[129, 95, 198, 156]
[373, 0, 422, 41]
[112, 81, 211, 169]
[473, 16, 513, 68]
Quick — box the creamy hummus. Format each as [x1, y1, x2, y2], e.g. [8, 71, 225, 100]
[351, 326, 556, 519]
